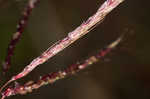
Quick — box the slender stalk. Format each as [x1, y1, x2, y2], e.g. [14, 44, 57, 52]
[3, 0, 40, 74]
[0, 0, 124, 93]
[1, 35, 123, 99]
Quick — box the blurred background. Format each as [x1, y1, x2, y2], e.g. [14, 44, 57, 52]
[0, 0, 150, 99]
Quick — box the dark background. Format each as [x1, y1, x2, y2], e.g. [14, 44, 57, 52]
[0, 0, 150, 99]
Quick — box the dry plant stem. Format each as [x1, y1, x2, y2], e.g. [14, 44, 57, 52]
[0, 0, 124, 92]
[3, 0, 39, 74]
[1, 35, 123, 99]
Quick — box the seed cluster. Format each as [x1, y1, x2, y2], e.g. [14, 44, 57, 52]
[3, 0, 39, 73]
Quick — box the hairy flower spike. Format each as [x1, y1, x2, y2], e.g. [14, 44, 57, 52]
[0, 0, 124, 94]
